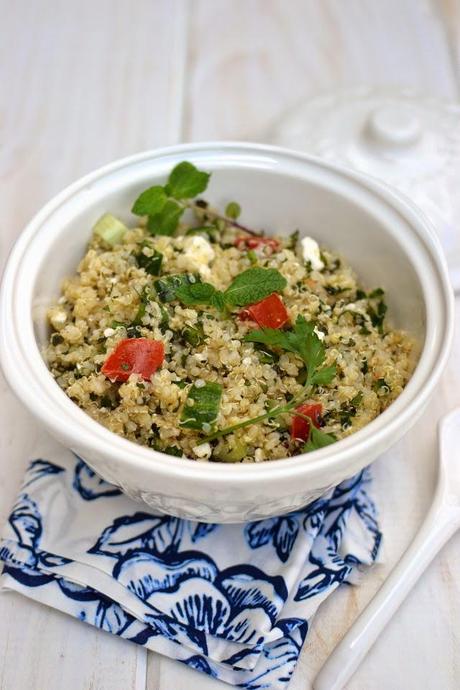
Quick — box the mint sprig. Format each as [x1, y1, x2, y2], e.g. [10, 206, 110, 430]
[131, 161, 211, 236]
[176, 267, 287, 312]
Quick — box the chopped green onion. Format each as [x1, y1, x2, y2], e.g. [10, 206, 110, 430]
[93, 213, 127, 246]
[180, 381, 223, 431]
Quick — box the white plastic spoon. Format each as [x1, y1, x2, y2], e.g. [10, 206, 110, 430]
[314, 408, 460, 690]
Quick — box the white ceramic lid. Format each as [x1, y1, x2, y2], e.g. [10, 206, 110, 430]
[272, 87, 460, 292]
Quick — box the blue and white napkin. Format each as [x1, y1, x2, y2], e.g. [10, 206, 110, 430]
[0, 450, 381, 689]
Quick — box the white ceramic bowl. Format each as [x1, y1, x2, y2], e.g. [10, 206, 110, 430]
[0, 143, 454, 522]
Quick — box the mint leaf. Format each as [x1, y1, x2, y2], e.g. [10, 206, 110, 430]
[303, 426, 337, 452]
[224, 268, 287, 307]
[176, 282, 226, 311]
[180, 381, 223, 430]
[166, 161, 210, 200]
[154, 273, 201, 302]
[147, 199, 184, 236]
[225, 201, 241, 219]
[132, 186, 167, 216]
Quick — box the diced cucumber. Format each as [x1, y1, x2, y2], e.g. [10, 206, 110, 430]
[93, 213, 127, 246]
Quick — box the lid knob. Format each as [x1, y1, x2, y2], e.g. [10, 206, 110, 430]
[365, 105, 422, 147]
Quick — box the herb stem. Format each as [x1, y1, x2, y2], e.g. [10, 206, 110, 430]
[205, 386, 312, 442]
[188, 202, 263, 237]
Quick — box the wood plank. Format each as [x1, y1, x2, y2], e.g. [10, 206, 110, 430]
[0, 1, 184, 688]
[183, 0, 457, 142]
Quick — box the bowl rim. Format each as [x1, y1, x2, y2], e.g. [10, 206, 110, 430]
[0, 141, 454, 486]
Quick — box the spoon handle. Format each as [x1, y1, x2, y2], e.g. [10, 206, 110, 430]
[314, 503, 459, 690]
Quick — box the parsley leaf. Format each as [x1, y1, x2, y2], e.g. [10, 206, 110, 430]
[166, 161, 210, 199]
[131, 186, 167, 216]
[224, 268, 287, 307]
[135, 247, 163, 276]
[303, 426, 336, 452]
[245, 315, 336, 387]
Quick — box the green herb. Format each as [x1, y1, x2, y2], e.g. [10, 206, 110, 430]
[287, 229, 299, 250]
[93, 213, 127, 246]
[182, 323, 206, 347]
[154, 273, 201, 303]
[373, 378, 391, 394]
[172, 380, 188, 389]
[131, 186, 168, 216]
[180, 382, 223, 431]
[206, 318, 336, 442]
[131, 161, 211, 236]
[245, 315, 336, 387]
[185, 225, 218, 242]
[339, 392, 363, 427]
[135, 247, 164, 276]
[356, 289, 367, 300]
[163, 445, 183, 457]
[166, 161, 210, 199]
[369, 287, 384, 298]
[225, 201, 241, 220]
[303, 426, 336, 452]
[176, 267, 287, 313]
[368, 299, 387, 334]
[361, 358, 369, 374]
[50, 333, 64, 345]
[247, 249, 258, 265]
[159, 304, 170, 331]
[325, 285, 350, 296]
[254, 343, 279, 364]
[147, 199, 184, 236]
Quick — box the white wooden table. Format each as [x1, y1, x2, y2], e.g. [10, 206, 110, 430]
[1, 2, 460, 688]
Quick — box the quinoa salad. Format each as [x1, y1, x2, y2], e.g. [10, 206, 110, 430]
[44, 161, 417, 463]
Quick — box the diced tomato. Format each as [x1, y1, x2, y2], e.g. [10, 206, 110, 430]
[240, 293, 289, 329]
[291, 403, 322, 442]
[234, 236, 280, 252]
[101, 338, 164, 382]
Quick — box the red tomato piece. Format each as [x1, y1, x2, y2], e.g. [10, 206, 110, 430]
[240, 293, 289, 329]
[234, 236, 280, 251]
[291, 403, 322, 442]
[101, 338, 164, 382]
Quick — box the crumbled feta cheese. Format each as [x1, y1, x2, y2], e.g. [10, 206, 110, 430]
[193, 442, 212, 459]
[344, 302, 367, 315]
[50, 310, 67, 328]
[300, 236, 324, 270]
[103, 327, 115, 337]
[313, 326, 325, 341]
[254, 448, 265, 462]
[176, 236, 215, 278]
